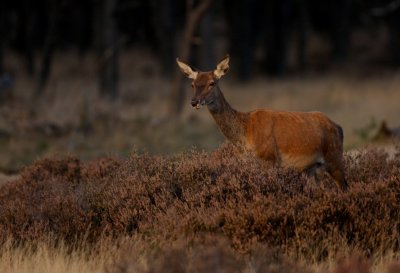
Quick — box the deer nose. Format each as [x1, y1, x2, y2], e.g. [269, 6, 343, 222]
[191, 99, 199, 107]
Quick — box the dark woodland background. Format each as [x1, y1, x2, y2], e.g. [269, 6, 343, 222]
[1, 0, 400, 109]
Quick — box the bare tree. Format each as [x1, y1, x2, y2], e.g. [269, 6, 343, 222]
[0, 6, 5, 76]
[170, 0, 213, 116]
[35, 1, 59, 97]
[370, 0, 400, 65]
[296, 0, 309, 70]
[153, 0, 179, 77]
[98, 0, 119, 100]
[264, 0, 291, 75]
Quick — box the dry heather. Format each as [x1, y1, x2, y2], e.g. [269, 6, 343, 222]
[0, 143, 400, 272]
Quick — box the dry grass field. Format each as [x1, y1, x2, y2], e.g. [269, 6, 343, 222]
[0, 51, 400, 272]
[1, 50, 400, 173]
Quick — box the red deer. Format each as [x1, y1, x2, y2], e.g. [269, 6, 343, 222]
[176, 55, 349, 191]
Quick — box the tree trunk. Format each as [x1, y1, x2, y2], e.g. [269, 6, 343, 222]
[296, 0, 309, 70]
[225, 0, 261, 81]
[264, 0, 291, 76]
[99, 0, 119, 100]
[388, 12, 400, 65]
[332, 0, 352, 60]
[0, 7, 4, 75]
[35, 1, 59, 97]
[13, 3, 36, 76]
[170, 0, 212, 116]
[153, 0, 178, 77]
[197, 9, 215, 70]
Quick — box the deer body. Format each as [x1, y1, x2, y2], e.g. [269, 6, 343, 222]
[177, 55, 348, 191]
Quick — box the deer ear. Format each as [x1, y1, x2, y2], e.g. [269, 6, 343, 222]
[213, 54, 230, 79]
[176, 58, 198, 79]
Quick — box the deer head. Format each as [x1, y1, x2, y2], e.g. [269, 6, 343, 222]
[176, 55, 230, 109]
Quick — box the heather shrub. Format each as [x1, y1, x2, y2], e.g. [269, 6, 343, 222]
[0, 156, 120, 244]
[0, 142, 399, 265]
[345, 147, 400, 184]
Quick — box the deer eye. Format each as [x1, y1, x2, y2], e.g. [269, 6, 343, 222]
[191, 83, 195, 88]
[209, 81, 215, 86]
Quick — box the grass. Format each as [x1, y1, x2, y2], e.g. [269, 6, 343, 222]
[0, 239, 102, 273]
[0, 235, 399, 273]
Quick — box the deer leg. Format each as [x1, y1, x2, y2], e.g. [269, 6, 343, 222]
[304, 161, 326, 183]
[323, 156, 349, 192]
[327, 167, 349, 192]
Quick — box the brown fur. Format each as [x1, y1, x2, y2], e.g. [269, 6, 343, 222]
[176, 55, 348, 191]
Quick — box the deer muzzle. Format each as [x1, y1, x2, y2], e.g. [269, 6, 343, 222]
[191, 98, 204, 109]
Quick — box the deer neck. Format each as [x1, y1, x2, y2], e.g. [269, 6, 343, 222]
[207, 86, 248, 145]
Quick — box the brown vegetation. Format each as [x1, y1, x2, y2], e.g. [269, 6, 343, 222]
[374, 121, 400, 141]
[0, 142, 399, 272]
